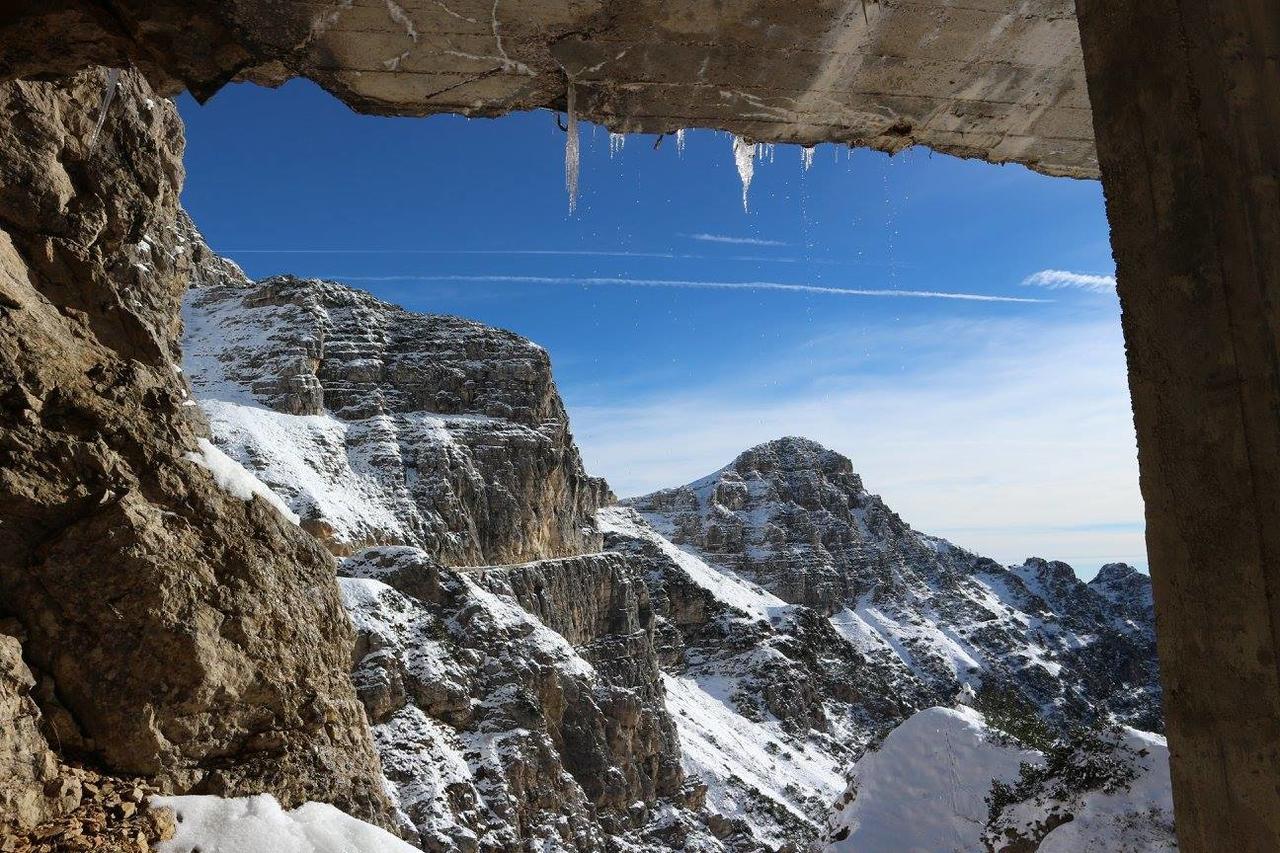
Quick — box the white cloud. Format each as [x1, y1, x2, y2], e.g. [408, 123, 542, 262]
[684, 233, 790, 246]
[335, 274, 1049, 304]
[565, 312, 1144, 577]
[1022, 269, 1117, 293]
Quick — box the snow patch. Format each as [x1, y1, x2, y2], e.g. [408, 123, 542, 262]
[183, 437, 300, 524]
[152, 793, 418, 853]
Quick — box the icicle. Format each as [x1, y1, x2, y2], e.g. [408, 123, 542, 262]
[90, 68, 122, 150]
[731, 135, 756, 213]
[564, 83, 580, 214]
[608, 132, 626, 158]
[801, 146, 815, 172]
[675, 128, 686, 157]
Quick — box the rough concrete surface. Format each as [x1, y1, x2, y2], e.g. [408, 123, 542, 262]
[0, 0, 1095, 177]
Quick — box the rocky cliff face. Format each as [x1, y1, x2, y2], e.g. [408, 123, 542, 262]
[183, 263, 609, 563]
[625, 437, 1163, 733]
[339, 547, 722, 852]
[0, 70, 388, 828]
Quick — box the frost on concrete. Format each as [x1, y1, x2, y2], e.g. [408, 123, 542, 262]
[183, 437, 301, 525]
[152, 793, 419, 853]
[731, 135, 756, 212]
[564, 83, 579, 214]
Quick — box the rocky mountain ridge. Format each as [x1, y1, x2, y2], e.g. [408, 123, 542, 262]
[625, 436, 1162, 733]
[183, 259, 609, 564]
[178, 245, 1162, 849]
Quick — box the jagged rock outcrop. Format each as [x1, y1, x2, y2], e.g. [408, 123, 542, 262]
[339, 546, 723, 852]
[625, 437, 1163, 732]
[0, 70, 388, 824]
[183, 263, 610, 563]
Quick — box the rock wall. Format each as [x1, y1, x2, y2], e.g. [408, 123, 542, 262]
[0, 70, 389, 825]
[183, 266, 610, 564]
[339, 547, 718, 852]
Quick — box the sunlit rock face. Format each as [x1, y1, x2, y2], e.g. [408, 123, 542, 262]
[338, 546, 721, 853]
[183, 256, 610, 564]
[624, 437, 1163, 732]
[0, 71, 390, 825]
[0, 1, 1095, 178]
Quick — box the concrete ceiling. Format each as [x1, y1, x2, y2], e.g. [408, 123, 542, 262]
[3, 0, 1095, 177]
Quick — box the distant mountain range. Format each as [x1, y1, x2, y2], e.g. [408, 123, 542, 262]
[183, 235, 1166, 851]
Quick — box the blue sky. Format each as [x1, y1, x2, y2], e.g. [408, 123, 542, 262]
[178, 79, 1142, 577]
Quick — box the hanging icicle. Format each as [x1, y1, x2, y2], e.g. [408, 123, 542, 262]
[675, 128, 687, 157]
[608, 132, 626, 158]
[731, 135, 756, 213]
[564, 83, 580, 214]
[801, 146, 815, 172]
[90, 68, 122, 150]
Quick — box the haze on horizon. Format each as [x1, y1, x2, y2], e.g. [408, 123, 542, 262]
[178, 78, 1141, 579]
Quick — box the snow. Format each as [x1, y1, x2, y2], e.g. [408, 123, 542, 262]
[1006, 729, 1175, 853]
[183, 437, 300, 524]
[731, 135, 756, 212]
[663, 673, 844, 848]
[825, 707, 1038, 853]
[152, 793, 419, 853]
[826, 708, 1175, 853]
[597, 506, 786, 622]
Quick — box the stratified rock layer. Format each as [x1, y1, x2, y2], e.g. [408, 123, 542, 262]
[183, 264, 610, 563]
[340, 547, 722, 852]
[0, 71, 388, 824]
[624, 437, 1162, 731]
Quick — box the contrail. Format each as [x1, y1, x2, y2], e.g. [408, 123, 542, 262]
[684, 233, 789, 246]
[219, 247, 877, 266]
[333, 274, 1049, 303]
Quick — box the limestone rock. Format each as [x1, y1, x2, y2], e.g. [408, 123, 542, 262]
[339, 546, 725, 852]
[0, 631, 62, 831]
[624, 437, 1162, 732]
[183, 263, 610, 563]
[0, 70, 388, 824]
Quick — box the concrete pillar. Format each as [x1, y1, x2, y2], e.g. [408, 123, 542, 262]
[1074, 2, 1280, 849]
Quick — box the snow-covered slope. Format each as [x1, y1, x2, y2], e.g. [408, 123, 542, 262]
[823, 707, 1174, 853]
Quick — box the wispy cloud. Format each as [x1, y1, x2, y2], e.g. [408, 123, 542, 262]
[684, 233, 789, 246]
[1022, 269, 1117, 293]
[224, 248, 684, 259]
[565, 313, 1143, 576]
[333, 274, 1049, 304]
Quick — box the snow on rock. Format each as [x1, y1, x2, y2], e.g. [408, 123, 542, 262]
[181, 256, 609, 564]
[183, 437, 300, 524]
[987, 727, 1175, 853]
[625, 437, 1163, 733]
[152, 793, 418, 853]
[662, 673, 844, 849]
[824, 706, 1037, 853]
